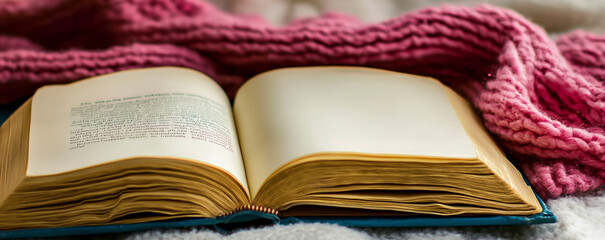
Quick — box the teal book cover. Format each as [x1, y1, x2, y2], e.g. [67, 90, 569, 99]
[0, 106, 555, 238]
[0, 192, 555, 239]
[0, 77, 557, 240]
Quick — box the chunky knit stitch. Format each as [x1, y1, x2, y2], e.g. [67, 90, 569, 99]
[0, 0, 604, 198]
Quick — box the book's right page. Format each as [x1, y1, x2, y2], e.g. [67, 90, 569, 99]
[444, 87, 541, 211]
[234, 66, 478, 199]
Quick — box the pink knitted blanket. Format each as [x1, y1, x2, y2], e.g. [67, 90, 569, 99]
[1, 0, 604, 199]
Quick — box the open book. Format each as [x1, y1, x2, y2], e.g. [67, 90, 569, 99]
[0, 66, 552, 233]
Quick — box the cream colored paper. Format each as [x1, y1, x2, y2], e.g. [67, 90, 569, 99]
[234, 67, 477, 198]
[28, 67, 248, 193]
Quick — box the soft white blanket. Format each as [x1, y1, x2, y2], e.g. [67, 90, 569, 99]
[121, 1, 605, 239]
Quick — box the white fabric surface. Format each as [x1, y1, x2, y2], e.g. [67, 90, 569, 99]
[126, 1, 605, 239]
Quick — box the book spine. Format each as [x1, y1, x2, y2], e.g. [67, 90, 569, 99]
[222, 205, 279, 216]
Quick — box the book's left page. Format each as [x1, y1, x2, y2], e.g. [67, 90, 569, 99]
[28, 67, 247, 189]
[0, 67, 251, 230]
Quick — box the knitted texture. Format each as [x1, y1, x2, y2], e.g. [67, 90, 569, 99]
[1, 0, 604, 198]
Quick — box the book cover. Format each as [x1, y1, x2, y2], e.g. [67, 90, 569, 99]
[0, 93, 556, 239]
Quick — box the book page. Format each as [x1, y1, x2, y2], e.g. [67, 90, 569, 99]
[234, 67, 477, 198]
[28, 67, 248, 193]
[445, 89, 541, 209]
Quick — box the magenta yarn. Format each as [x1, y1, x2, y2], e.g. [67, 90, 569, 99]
[1, 0, 604, 198]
